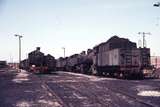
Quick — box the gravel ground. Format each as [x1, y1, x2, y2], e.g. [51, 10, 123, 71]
[0, 68, 160, 107]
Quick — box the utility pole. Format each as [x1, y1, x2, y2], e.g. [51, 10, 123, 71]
[138, 32, 151, 48]
[15, 34, 23, 72]
[62, 47, 65, 58]
[154, 2, 160, 26]
[156, 17, 160, 26]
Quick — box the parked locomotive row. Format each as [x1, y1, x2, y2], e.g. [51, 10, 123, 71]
[20, 47, 56, 73]
[20, 36, 153, 79]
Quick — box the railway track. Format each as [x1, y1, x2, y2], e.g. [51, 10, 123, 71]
[103, 79, 160, 107]
[38, 75, 67, 107]
[74, 82, 152, 107]
[38, 74, 114, 107]
[59, 83, 113, 107]
[37, 73, 158, 107]
[106, 86, 158, 107]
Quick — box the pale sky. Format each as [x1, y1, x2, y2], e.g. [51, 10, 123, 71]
[0, 0, 160, 62]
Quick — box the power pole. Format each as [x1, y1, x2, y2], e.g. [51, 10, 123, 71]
[154, 2, 160, 26]
[15, 34, 23, 72]
[62, 47, 65, 58]
[138, 32, 151, 48]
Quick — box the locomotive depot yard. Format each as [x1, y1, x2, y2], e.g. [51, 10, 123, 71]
[0, 68, 160, 107]
[0, 36, 160, 107]
[1, 1, 160, 107]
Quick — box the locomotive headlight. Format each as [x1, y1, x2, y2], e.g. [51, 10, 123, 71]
[32, 65, 36, 68]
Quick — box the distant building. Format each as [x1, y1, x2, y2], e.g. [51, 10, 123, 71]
[8, 62, 19, 69]
[151, 56, 160, 68]
[0, 61, 7, 68]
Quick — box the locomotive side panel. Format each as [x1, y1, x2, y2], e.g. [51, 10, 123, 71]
[44, 54, 56, 72]
[108, 49, 120, 66]
[56, 57, 66, 71]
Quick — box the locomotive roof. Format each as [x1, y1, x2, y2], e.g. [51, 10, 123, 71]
[45, 54, 55, 59]
[28, 49, 44, 56]
[93, 35, 137, 49]
[70, 54, 79, 58]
